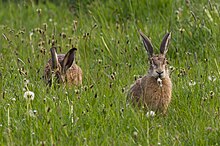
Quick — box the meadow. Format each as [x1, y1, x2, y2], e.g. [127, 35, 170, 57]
[0, 0, 220, 145]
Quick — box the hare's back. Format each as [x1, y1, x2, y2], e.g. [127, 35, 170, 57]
[66, 64, 83, 85]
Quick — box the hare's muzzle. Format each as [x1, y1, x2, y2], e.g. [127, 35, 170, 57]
[156, 71, 164, 78]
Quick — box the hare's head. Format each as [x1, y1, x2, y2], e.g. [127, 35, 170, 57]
[139, 31, 171, 79]
[50, 47, 77, 84]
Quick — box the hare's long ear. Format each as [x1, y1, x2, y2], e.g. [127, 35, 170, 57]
[139, 30, 154, 57]
[50, 47, 59, 69]
[160, 32, 171, 55]
[61, 48, 77, 73]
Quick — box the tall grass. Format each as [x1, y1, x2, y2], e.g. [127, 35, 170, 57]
[0, 0, 220, 145]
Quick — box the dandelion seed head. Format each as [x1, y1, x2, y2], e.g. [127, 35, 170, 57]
[189, 80, 196, 86]
[208, 75, 216, 82]
[11, 98, 16, 101]
[133, 131, 138, 137]
[146, 111, 156, 118]
[24, 91, 35, 100]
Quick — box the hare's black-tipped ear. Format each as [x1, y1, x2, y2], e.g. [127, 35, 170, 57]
[50, 47, 59, 69]
[61, 48, 77, 73]
[160, 32, 171, 55]
[139, 30, 154, 57]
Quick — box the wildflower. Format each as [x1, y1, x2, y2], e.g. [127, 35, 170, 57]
[24, 78, 30, 87]
[36, 8, 41, 15]
[189, 80, 196, 86]
[179, 28, 185, 33]
[210, 91, 214, 99]
[74, 89, 80, 94]
[29, 109, 37, 117]
[146, 111, 156, 118]
[133, 131, 138, 137]
[24, 91, 35, 100]
[52, 96, 56, 101]
[169, 65, 175, 72]
[97, 59, 102, 64]
[133, 131, 138, 139]
[208, 75, 216, 82]
[202, 97, 207, 101]
[11, 98, 16, 101]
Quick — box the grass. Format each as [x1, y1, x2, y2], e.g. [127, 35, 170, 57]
[0, 0, 220, 145]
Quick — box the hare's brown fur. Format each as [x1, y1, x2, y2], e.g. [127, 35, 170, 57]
[128, 73, 172, 113]
[44, 48, 82, 86]
[128, 31, 172, 114]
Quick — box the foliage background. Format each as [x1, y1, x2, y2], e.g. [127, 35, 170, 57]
[0, 0, 220, 145]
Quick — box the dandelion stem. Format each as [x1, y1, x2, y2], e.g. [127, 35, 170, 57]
[7, 106, 13, 145]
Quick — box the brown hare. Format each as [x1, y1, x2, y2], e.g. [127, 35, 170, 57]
[127, 31, 172, 114]
[44, 47, 82, 86]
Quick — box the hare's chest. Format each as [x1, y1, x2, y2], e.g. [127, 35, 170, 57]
[142, 78, 172, 102]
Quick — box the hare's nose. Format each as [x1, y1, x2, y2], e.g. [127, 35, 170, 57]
[156, 71, 164, 75]
[156, 71, 164, 77]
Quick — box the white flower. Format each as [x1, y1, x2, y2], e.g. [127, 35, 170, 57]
[24, 91, 35, 100]
[24, 78, 30, 86]
[146, 111, 156, 118]
[208, 75, 216, 82]
[189, 80, 196, 86]
[29, 110, 37, 117]
[11, 98, 16, 101]
[133, 131, 138, 137]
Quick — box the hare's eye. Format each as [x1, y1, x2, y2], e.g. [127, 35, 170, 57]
[152, 62, 157, 68]
[163, 58, 168, 64]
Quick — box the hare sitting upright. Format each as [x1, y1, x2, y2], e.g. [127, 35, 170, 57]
[44, 47, 82, 86]
[127, 31, 172, 114]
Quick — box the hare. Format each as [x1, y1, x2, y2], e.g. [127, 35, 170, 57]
[44, 47, 82, 86]
[127, 31, 172, 114]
